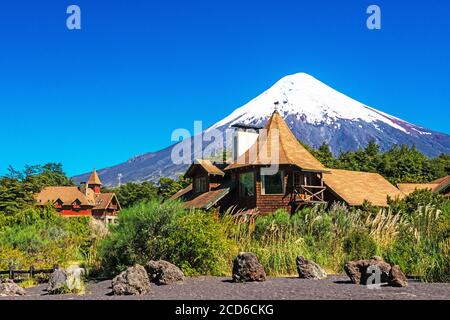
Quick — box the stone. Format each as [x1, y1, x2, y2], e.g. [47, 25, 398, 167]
[66, 265, 86, 292]
[388, 265, 408, 287]
[0, 279, 26, 296]
[344, 256, 391, 285]
[47, 268, 68, 294]
[145, 260, 184, 285]
[112, 265, 151, 295]
[296, 256, 327, 280]
[232, 252, 266, 283]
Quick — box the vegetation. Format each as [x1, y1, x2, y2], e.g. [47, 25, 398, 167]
[98, 200, 235, 276]
[0, 141, 449, 284]
[96, 190, 449, 282]
[306, 141, 450, 184]
[224, 191, 448, 282]
[0, 164, 102, 274]
[103, 182, 158, 209]
[157, 176, 191, 199]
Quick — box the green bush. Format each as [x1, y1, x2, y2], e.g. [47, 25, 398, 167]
[343, 229, 377, 261]
[98, 200, 235, 276]
[0, 206, 95, 270]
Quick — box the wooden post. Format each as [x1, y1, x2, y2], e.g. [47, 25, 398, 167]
[9, 264, 14, 280]
[30, 265, 35, 278]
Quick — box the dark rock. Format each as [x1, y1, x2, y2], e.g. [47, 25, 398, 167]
[388, 265, 408, 287]
[232, 252, 266, 283]
[47, 268, 68, 294]
[0, 279, 26, 296]
[296, 256, 327, 279]
[145, 260, 184, 285]
[112, 265, 151, 295]
[344, 256, 391, 285]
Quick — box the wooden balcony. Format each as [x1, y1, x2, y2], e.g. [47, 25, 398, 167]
[290, 185, 327, 204]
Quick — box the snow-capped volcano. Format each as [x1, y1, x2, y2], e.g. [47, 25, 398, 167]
[74, 73, 450, 186]
[209, 73, 420, 135]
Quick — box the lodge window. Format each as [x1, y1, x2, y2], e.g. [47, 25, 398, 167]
[261, 169, 284, 195]
[239, 172, 255, 197]
[194, 176, 207, 193]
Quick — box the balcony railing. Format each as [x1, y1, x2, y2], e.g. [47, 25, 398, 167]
[291, 185, 326, 203]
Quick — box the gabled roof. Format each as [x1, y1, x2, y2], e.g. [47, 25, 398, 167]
[185, 159, 225, 178]
[170, 184, 230, 210]
[36, 186, 95, 207]
[432, 175, 449, 184]
[225, 111, 326, 172]
[397, 183, 439, 195]
[323, 169, 404, 207]
[433, 175, 450, 193]
[87, 169, 102, 185]
[93, 193, 121, 210]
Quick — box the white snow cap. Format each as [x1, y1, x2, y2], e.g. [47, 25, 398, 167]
[209, 72, 422, 134]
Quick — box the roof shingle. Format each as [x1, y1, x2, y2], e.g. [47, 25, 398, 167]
[324, 169, 404, 207]
[225, 111, 325, 172]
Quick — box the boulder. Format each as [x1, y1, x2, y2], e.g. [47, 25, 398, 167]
[344, 256, 391, 285]
[232, 252, 266, 283]
[112, 265, 151, 295]
[145, 260, 184, 285]
[66, 266, 86, 292]
[296, 256, 327, 279]
[47, 268, 68, 294]
[388, 265, 408, 287]
[0, 280, 26, 296]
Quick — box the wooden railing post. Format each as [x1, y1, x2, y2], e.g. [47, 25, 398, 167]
[30, 265, 35, 278]
[9, 263, 14, 280]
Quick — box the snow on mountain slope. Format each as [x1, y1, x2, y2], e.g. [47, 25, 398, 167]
[209, 73, 417, 135]
[74, 73, 450, 186]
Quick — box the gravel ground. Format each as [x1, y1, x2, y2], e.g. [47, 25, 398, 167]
[2, 275, 450, 300]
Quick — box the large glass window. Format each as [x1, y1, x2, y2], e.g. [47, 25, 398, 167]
[261, 170, 284, 195]
[239, 172, 255, 197]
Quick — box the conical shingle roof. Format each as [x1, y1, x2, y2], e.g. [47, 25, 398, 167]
[225, 111, 326, 171]
[87, 169, 102, 185]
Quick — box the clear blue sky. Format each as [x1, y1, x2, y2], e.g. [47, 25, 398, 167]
[0, 0, 449, 176]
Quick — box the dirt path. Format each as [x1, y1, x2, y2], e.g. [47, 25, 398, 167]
[2, 275, 450, 300]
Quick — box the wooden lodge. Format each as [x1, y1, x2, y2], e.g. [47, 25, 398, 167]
[36, 170, 121, 223]
[172, 110, 405, 214]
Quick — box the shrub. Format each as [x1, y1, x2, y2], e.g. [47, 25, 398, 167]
[0, 207, 95, 270]
[98, 200, 235, 276]
[343, 228, 377, 261]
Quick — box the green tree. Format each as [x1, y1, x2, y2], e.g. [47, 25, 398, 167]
[158, 177, 191, 199]
[378, 145, 432, 184]
[105, 182, 158, 208]
[428, 154, 450, 180]
[313, 143, 335, 167]
[0, 163, 73, 216]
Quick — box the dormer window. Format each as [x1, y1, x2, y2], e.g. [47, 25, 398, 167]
[72, 199, 81, 209]
[54, 199, 63, 208]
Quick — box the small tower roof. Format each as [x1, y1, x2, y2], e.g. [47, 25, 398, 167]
[87, 169, 102, 185]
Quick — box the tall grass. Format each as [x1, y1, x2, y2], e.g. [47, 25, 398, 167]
[222, 202, 449, 281]
[95, 195, 449, 282]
